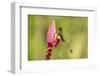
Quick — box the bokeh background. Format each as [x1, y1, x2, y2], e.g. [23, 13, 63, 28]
[28, 15, 88, 61]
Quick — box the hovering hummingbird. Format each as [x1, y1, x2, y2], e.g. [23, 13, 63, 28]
[45, 19, 72, 60]
[58, 27, 73, 53]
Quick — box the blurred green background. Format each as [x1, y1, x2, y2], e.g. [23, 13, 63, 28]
[28, 15, 88, 61]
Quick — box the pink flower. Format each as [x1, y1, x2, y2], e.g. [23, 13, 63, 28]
[46, 19, 60, 60]
[47, 19, 56, 43]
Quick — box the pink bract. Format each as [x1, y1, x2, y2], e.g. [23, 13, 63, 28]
[47, 19, 56, 43]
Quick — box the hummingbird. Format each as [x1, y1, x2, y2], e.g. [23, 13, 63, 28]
[58, 27, 73, 53]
